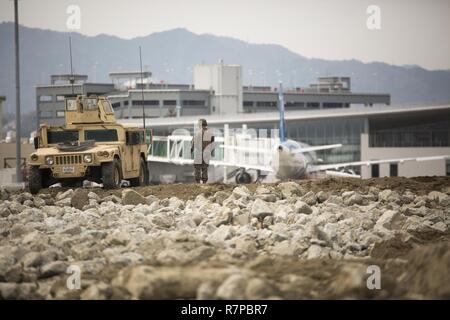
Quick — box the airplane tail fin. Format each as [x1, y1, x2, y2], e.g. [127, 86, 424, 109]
[278, 82, 286, 142]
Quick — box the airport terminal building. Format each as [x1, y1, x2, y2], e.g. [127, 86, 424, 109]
[34, 62, 449, 181]
[120, 104, 450, 181]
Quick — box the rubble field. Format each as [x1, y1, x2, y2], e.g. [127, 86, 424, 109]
[0, 176, 449, 299]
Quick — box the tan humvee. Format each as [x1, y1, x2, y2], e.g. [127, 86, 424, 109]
[28, 95, 149, 194]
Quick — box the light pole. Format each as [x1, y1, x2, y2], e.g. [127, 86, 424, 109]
[14, 0, 22, 183]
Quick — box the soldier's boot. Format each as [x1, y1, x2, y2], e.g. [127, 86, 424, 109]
[194, 164, 202, 183]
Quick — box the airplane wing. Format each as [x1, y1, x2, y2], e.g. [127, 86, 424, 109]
[325, 170, 361, 179]
[147, 155, 275, 172]
[220, 145, 273, 154]
[148, 155, 194, 165]
[291, 144, 343, 154]
[167, 135, 225, 142]
[220, 143, 342, 155]
[308, 155, 450, 172]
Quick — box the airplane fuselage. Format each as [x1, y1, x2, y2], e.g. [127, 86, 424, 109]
[271, 139, 316, 180]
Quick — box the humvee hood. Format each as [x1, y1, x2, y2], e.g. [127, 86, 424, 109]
[31, 144, 118, 156]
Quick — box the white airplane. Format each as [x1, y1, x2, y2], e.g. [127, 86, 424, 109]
[147, 82, 450, 183]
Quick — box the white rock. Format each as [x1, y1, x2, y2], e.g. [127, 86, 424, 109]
[251, 199, 273, 219]
[87, 192, 100, 202]
[306, 244, 329, 259]
[431, 221, 447, 233]
[216, 274, 248, 299]
[271, 240, 303, 256]
[40, 261, 68, 278]
[207, 225, 236, 245]
[106, 230, 132, 246]
[233, 212, 250, 226]
[197, 282, 217, 300]
[245, 278, 278, 299]
[375, 210, 406, 230]
[33, 197, 46, 208]
[149, 213, 175, 229]
[300, 191, 317, 206]
[212, 208, 233, 227]
[232, 186, 251, 199]
[316, 191, 329, 203]
[428, 191, 449, 206]
[379, 189, 401, 204]
[344, 193, 363, 206]
[55, 189, 74, 201]
[55, 198, 71, 207]
[294, 200, 313, 214]
[278, 181, 303, 199]
[122, 189, 148, 206]
[168, 197, 185, 210]
[403, 206, 427, 217]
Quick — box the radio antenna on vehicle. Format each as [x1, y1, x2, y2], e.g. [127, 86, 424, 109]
[69, 36, 74, 95]
[139, 46, 146, 130]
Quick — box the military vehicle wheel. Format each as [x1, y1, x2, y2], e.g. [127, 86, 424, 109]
[130, 158, 149, 187]
[102, 159, 122, 189]
[28, 166, 42, 194]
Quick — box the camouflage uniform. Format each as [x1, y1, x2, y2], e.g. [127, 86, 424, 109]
[194, 163, 208, 184]
[191, 119, 214, 183]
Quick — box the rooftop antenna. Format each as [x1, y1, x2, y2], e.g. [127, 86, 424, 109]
[69, 36, 74, 94]
[139, 46, 146, 129]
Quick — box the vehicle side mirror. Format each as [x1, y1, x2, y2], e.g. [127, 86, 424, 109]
[33, 137, 39, 149]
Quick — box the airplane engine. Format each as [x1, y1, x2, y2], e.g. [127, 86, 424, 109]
[235, 169, 252, 184]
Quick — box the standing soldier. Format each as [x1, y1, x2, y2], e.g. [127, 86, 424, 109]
[191, 119, 214, 183]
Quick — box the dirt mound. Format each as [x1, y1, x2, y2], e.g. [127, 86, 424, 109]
[36, 176, 450, 201]
[389, 242, 450, 299]
[299, 176, 450, 195]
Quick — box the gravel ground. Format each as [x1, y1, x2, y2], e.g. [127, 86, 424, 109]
[0, 177, 449, 299]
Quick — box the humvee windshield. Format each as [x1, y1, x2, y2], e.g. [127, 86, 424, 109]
[66, 99, 77, 111]
[47, 130, 79, 144]
[85, 129, 118, 142]
[83, 98, 98, 110]
[101, 100, 114, 114]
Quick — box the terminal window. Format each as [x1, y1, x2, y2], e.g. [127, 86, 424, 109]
[369, 115, 450, 147]
[163, 100, 177, 106]
[256, 101, 277, 107]
[323, 103, 342, 109]
[132, 100, 159, 106]
[39, 95, 53, 102]
[285, 102, 305, 108]
[306, 102, 320, 108]
[371, 164, 380, 178]
[390, 163, 398, 177]
[40, 111, 53, 118]
[182, 100, 205, 106]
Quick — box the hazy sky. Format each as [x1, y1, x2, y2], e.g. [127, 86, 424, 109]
[1, 0, 449, 70]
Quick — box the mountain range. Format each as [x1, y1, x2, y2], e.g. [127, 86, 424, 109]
[1, 22, 450, 115]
